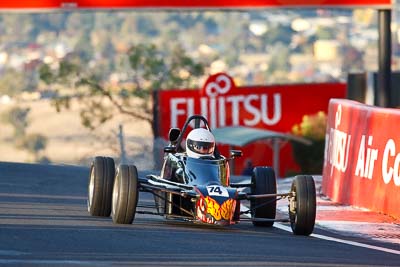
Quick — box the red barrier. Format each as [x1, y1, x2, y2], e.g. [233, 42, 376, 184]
[322, 99, 400, 219]
[0, 0, 391, 9]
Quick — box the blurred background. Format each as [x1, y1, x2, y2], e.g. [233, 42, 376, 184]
[0, 7, 399, 169]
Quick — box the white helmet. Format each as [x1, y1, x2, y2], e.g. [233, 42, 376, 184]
[186, 128, 215, 158]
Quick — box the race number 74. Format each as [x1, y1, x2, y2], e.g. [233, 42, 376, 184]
[207, 185, 229, 197]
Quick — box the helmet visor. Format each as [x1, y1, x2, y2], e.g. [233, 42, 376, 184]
[187, 139, 215, 155]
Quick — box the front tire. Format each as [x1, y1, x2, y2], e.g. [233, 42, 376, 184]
[289, 175, 316, 236]
[112, 164, 139, 224]
[88, 156, 115, 217]
[251, 167, 277, 227]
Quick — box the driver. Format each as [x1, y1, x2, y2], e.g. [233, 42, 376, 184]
[186, 128, 215, 158]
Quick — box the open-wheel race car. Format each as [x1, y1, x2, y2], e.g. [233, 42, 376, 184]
[87, 115, 317, 236]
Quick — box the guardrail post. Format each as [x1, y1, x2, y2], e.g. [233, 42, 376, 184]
[377, 9, 392, 107]
[118, 124, 127, 164]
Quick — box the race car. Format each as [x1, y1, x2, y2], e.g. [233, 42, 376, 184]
[87, 115, 316, 236]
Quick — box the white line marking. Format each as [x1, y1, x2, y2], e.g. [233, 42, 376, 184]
[0, 250, 28, 256]
[240, 204, 400, 255]
[273, 223, 400, 255]
[0, 260, 105, 265]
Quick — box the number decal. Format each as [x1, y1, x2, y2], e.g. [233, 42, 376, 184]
[210, 186, 222, 194]
[207, 186, 229, 197]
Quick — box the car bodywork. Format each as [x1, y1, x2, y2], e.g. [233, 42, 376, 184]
[145, 155, 239, 226]
[88, 115, 317, 235]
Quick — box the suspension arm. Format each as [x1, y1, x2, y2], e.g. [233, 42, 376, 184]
[140, 183, 199, 199]
[243, 192, 293, 200]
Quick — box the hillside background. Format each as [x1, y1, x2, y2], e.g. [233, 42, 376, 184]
[0, 8, 399, 168]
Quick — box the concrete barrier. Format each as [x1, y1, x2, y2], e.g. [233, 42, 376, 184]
[322, 98, 400, 219]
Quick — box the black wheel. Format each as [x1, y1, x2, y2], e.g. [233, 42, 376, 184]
[88, 156, 115, 217]
[289, 175, 316, 236]
[251, 167, 277, 227]
[112, 164, 138, 224]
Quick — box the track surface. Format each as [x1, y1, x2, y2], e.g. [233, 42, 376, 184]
[0, 162, 398, 266]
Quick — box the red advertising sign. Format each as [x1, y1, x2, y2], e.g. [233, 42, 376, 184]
[0, 0, 391, 9]
[322, 99, 400, 219]
[156, 73, 346, 175]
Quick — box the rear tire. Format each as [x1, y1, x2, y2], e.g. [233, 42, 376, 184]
[112, 164, 139, 224]
[87, 156, 115, 217]
[289, 175, 316, 236]
[251, 167, 277, 227]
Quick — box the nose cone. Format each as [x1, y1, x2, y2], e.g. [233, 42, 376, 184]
[195, 185, 237, 225]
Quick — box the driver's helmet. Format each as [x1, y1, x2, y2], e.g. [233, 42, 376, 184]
[186, 128, 215, 158]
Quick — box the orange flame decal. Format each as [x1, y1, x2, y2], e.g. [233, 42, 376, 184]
[204, 196, 235, 221]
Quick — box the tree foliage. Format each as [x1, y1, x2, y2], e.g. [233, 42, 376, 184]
[2, 106, 30, 138]
[316, 26, 336, 40]
[19, 133, 48, 161]
[0, 69, 30, 96]
[39, 43, 204, 133]
[2, 106, 48, 162]
[267, 42, 291, 79]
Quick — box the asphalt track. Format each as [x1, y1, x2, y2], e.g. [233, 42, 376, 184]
[0, 161, 399, 266]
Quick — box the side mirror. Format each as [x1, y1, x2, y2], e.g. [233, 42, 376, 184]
[164, 146, 176, 154]
[168, 128, 181, 145]
[175, 168, 184, 181]
[230, 150, 243, 159]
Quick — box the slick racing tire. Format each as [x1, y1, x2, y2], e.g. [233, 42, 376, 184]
[251, 167, 277, 227]
[289, 175, 316, 236]
[88, 156, 115, 217]
[112, 164, 138, 224]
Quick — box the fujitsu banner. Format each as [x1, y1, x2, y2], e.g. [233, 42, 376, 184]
[157, 73, 346, 136]
[156, 73, 346, 175]
[0, 0, 392, 9]
[322, 99, 400, 219]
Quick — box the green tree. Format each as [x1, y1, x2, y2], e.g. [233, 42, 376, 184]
[316, 26, 335, 40]
[39, 43, 204, 134]
[0, 69, 29, 96]
[267, 43, 291, 78]
[20, 133, 48, 162]
[2, 106, 48, 162]
[75, 32, 94, 63]
[262, 25, 294, 46]
[2, 106, 30, 139]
